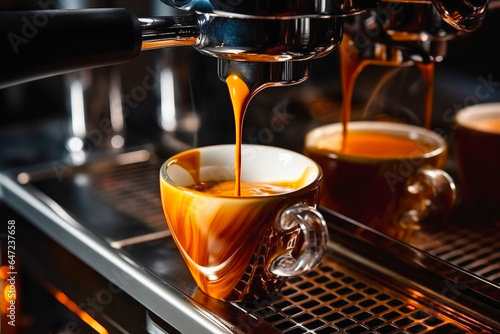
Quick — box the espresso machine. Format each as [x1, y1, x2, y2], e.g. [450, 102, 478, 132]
[1, 1, 499, 333]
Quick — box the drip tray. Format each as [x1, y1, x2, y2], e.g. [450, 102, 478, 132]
[233, 262, 477, 334]
[5, 149, 500, 333]
[128, 237, 484, 334]
[415, 226, 500, 286]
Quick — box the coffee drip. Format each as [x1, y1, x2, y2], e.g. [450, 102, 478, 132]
[226, 74, 250, 196]
[224, 70, 306, 196]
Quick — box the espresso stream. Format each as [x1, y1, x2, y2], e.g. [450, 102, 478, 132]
[339, 35, 435, 146]
[164, 33, 438, 300]
[302, 36, 439, 231]
[225, 74, 251, 196]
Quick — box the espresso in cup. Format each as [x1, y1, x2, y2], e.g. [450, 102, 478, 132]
[305, 122, 456, 239]
[160, 144, 328, 302]
[454, 103, 500, 219]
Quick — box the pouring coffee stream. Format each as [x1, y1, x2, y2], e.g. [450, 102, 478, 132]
[226, 73, 249, 197]
[339, 36, 435, 148]
[338, 0, 489, 149]
[221, 60, 311, 196]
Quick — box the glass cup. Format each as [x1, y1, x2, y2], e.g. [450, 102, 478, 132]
[160, 144, 328, 302]
[304, 121, 456, 240]
[454, 103, 500, 220]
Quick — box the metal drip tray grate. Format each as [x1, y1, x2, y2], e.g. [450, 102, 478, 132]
[414, 226, 500, 286]
[88, 159, 167, 232]
[235, 262, 475, 334]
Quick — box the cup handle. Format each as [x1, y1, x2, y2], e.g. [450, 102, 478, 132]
[398, 166, 456, 238]
[269, 204, 328, 277]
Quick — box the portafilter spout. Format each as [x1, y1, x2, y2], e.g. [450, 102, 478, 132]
[217, 59, 312, 99]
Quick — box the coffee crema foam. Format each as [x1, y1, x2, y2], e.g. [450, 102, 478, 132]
[464, 117, 500, 134]
[192, 180, 296, 197]
[314, 131, 434, 158]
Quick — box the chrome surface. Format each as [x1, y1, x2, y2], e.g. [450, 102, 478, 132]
[218, 60, 312, 98]
[0, 165, 232, 334]
[415, 225, 500, 286]
[234, 261, 477, 333]
[156, 0, 487, 65]
[140, 15, 199, 50]
[161, 0, 380, 18]
[162, 0, 488, 29]
[429, 0, 488, 32]
[344, 1, 462, 64]
[195, 16, 342, 62]
[0, 0, 499, 332]
[64, 67, 126, 164]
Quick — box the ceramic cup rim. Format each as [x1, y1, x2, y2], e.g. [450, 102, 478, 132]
[455, 102, 500, 135]
[160, 144, 323, 199]
[304, 121, 447, 163]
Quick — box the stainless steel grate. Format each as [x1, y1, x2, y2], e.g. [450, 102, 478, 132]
[235, 261, 478, 334]
[88, 159, 167, 232]
[415, 226, 500, 286]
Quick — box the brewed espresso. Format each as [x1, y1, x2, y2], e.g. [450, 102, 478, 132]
[464, 116, 500, 133]
[163, 72, 304, 300]
[192, 180, 295, 196]
[161, 144, 321, 300]
[305, 126, 445, 233]
[314, 130, 434, 158]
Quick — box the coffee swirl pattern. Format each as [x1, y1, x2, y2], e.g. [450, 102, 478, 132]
[160, 153, 319, 300]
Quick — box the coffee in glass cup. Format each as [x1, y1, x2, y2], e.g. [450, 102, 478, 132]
[305, 121, 456, 239]
[160, 144, 328, 302]
[454, 103, 500, 220]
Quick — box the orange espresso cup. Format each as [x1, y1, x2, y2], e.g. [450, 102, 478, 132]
[160, 144, 328, 302]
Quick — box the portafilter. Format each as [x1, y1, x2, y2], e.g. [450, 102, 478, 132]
[0, 0, 381, 89]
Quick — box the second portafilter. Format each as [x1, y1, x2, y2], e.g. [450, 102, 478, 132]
[342, 0, 489, 65]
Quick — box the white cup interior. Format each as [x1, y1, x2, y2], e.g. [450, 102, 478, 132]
[166, 144, 321, 189]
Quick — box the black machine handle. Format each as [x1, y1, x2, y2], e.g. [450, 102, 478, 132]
[0, 8, 143, 89]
